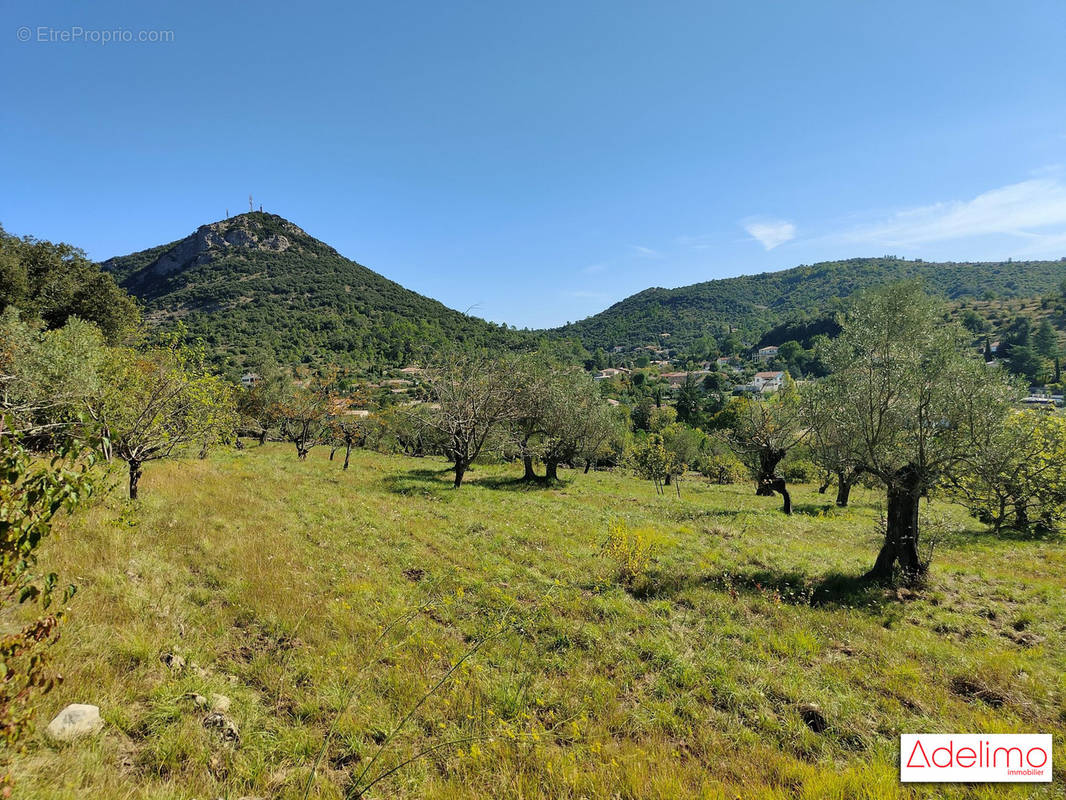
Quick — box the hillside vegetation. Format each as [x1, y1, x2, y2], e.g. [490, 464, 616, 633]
[13, 446, 1065, 798]
[102, 213, 529, 372]
[556, 257, 1066, 351]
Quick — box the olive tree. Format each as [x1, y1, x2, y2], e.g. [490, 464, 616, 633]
[0, 310, 106, 437]
[821, 283, 1019, 581]
[803, 382, 865, 507]
[725, 385, 807, 514]
[271, 376, 334, 460]
[87, 342, 237, 499]
[949, 410, 1066, 532]
[534, 368, 618, 483]
[419, 352, 524, 488]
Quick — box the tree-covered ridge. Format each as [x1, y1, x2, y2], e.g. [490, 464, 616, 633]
[555, 256, 1066, 351]
[0, 225, 140, 343]
[102, 212, 531, 372]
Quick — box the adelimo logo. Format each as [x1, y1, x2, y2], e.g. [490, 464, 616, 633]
[901, 734, 1052, 782]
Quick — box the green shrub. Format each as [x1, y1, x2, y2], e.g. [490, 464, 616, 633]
[782, 458, 818, 483]
[697, 452, 747, 484]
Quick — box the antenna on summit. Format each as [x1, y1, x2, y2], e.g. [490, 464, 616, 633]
[249, 194, 253, 213]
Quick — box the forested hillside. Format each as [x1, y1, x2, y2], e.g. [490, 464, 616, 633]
[102, 212, 530, 371]
[555, 257, 1066, 351]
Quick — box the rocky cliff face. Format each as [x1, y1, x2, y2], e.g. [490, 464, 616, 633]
[119, 214, 305, 286]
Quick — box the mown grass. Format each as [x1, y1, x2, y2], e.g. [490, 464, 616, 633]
[9, 444, 1066, 798]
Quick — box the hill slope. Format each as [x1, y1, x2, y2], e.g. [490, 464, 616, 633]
[555, 257, 1066, 351]
[102, 212, 526, 371]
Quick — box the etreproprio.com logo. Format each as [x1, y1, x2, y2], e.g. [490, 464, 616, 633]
[16, 26, 175, 44]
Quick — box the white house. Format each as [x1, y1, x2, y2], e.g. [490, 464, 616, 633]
[756, 346, 779, 362]
[753, 371, 785, 392]
[594, 367, 629, 380]
[240, 372, 260, 388]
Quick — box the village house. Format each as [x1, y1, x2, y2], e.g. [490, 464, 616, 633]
[753, 370, 785, 392]
[240, 372, 259, 388]
[594, 367, 630, 380]
[756, 345, 779, 362]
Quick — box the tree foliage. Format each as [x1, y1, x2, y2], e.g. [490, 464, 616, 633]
[950, 410, 1066, 532]
[0, 423, 94, 783]
[0, 225, 139, 344]
[818, 282, 1020, 580]
[87, 338, 237, 498]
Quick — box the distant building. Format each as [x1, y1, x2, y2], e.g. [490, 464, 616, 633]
[594, 367, 630, 380]
[756, 346, 779, 362]
[753, 371, 785, 392]
[240, 372, 260, 388]
[989, 341, 1001, 354]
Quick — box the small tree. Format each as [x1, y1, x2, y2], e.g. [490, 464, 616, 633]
[236, 361, 290, 445]
[803, 382, 864, 507]
[725, 386, 806, 514]
[629, 433, 676, 495]
[419, 352, 523, 488]
[660, 422, 706, 494]
[535, 369, 617, 483]
[950, 410, 1066, 531]
[271, 375, 334, 460]
[87, 341, 236, 498]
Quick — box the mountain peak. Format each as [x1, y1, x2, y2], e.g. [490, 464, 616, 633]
[99, 213, 525, 370]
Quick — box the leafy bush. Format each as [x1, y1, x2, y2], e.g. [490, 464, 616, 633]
[782, 458, 819, 483]
[696, 452, 747, 484]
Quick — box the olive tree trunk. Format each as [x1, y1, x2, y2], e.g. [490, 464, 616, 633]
[867, 465, 923, 581]
[128, 460, 143, 500]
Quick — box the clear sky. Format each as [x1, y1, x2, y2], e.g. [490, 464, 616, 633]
[3, 1, 1066, 328]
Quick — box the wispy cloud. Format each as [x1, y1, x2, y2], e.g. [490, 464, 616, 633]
[832, 178, 1066, 251]
[581, 263, 608, 275]
[742, 218, 796, 250]
[630, 245, 662, 258]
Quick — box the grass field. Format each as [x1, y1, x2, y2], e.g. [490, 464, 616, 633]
[10, 444, 1066, 798]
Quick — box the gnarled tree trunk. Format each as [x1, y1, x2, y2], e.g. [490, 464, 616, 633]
[522, 455, 537, 481]
[755, 448, 785, 496]
[835, 471, 852, 507]
[544, 459, 559, 483]
[767, 475, 791, 514]
[867, 464, 923, 582]
[128, 460, 143, 500]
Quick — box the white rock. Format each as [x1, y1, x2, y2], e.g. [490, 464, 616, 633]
[45, 703, 104, 742]
[210, 694, 231, 712]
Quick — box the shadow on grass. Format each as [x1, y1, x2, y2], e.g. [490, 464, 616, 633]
[950, 525, 1062, 544]
[476, 475, 568, 492]
[379, 466, 566, 496]
[630, 566, 888, 610]
[790, 502, 847, 517]
[380, 467, 456, 497]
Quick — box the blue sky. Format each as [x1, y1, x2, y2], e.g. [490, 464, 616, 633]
[3, 1, 1065, 328]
